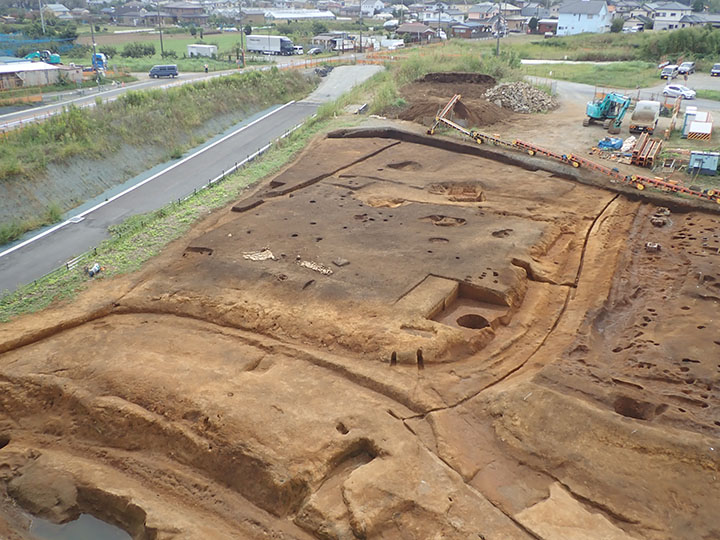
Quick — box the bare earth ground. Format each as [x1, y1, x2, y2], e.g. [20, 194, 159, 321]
[0, 76, 719, 540]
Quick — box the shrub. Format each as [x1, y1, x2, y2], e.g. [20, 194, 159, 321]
[121, 42, 156, 58]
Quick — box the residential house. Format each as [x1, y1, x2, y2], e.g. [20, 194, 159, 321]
[537, 18, 558, 33]
[450, 20, 488, 37]
[644, 1, 692, 30]
[116, 10, 145, 25]
[142, 11, 175, 25]
[44, 3, 73, 20]
[333, 4, 361, 17]
[556, 0, 611, 35]
[360, 0, 386, 17]
[498, 2, 522, 17]
[505, 14, 527, 31]
[451, 3, 473, 14]
[420, 10, 464, 28]
[395, 21, 436, 41]
[311, 31, 349, 49]
[467, 2, 498, 21]
[678, 12, 720, 28]
[521, 2, 550, 18]
[238, 8, 268, 24]
[70, 8, 90, 21]
[163, 2, 208, 25]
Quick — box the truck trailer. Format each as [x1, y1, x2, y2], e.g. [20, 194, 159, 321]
[629, 100, 661, 134]
[246, 35, 294, 55]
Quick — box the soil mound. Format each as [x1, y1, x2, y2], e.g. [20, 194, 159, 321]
[397, 72, 507, 128]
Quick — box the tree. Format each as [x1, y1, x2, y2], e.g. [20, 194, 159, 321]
[610, 17, 624, 33]
[529, 16, 538, 32]
[311, 21, 328, 34]
[190, 25, 197, 36]
[692, 0, 705, 11]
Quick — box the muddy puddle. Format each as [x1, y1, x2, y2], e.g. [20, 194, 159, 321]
[30, 513, 130, 540]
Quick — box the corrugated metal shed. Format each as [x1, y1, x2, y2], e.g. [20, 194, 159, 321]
[689, 151, 719, 175]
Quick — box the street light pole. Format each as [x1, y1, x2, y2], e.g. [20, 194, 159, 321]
[156, 1, 164, 57]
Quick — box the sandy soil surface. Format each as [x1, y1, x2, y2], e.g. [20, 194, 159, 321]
[0, 74, 719, 540]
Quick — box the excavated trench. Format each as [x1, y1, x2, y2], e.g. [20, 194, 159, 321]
[1, 122, 719, 539]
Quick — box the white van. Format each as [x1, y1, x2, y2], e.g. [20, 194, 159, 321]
[293, 45, 304, 55]
[660, 64, 679, 80]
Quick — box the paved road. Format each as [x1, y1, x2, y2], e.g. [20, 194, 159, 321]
[528, 76, 720, 113]
[0, 64, 383, 295]
[0, 54, 352, 131]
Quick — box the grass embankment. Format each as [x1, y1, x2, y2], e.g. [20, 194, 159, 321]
[522, 61, 659, 89]
[0, 68, 313, 245]
[0, 75, 137, 107]
[367, 41, 523, 113]
[696, 89, 720, 101]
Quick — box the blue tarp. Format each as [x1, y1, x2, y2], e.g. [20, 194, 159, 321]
[597, 137, 623, 150]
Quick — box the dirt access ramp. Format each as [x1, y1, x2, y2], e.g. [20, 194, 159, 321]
[0, 124, 719, 539]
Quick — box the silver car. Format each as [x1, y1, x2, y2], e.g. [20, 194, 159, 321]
[678, 61, 695, 74]
[662, 84, 696, 99]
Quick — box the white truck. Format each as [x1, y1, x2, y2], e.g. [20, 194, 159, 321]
[629, 100, 661, 134]
[246, 35, 294, 55]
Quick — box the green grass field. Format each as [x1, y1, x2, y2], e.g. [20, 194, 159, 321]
[522, 61, 660, 89]
[67, 28, 260, 72]
[69, 25, 337, 72]
[696, 89, 720, 101]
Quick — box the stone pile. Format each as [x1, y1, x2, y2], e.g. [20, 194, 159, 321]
[484, 82, 559, 113]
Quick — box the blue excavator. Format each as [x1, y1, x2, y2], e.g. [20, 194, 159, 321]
[583, 92, 632, 135]
[24, 50, 61, 64]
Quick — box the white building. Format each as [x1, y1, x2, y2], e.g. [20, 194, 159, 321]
[0, 62, 82, 90]
[264, 9, 336, 22]
[557, 0, 611, 35]
[187, 44, 218, 57]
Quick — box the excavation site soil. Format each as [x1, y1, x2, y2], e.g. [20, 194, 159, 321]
[1, 72, 719, 540]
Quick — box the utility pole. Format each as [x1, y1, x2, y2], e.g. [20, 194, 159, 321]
[90, 16, 98, 62]
[156, 1, 165, 57]
[437, 4, 442, 41]
[495, 3, 502, 55]
[38, 0, 46, 35]
[237, 0, 245, 67]
[359, 0, 363, 54]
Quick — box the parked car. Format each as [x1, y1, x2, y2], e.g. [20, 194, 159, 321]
[662, 84, 696, 99]
[307, 47, 322, 55]
[678, 61, 696, 74]
[711, 63, 720, 77]
[660, 64, 679, 79]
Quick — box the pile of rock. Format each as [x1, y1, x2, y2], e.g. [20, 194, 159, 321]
[484, 82, 559, 113]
